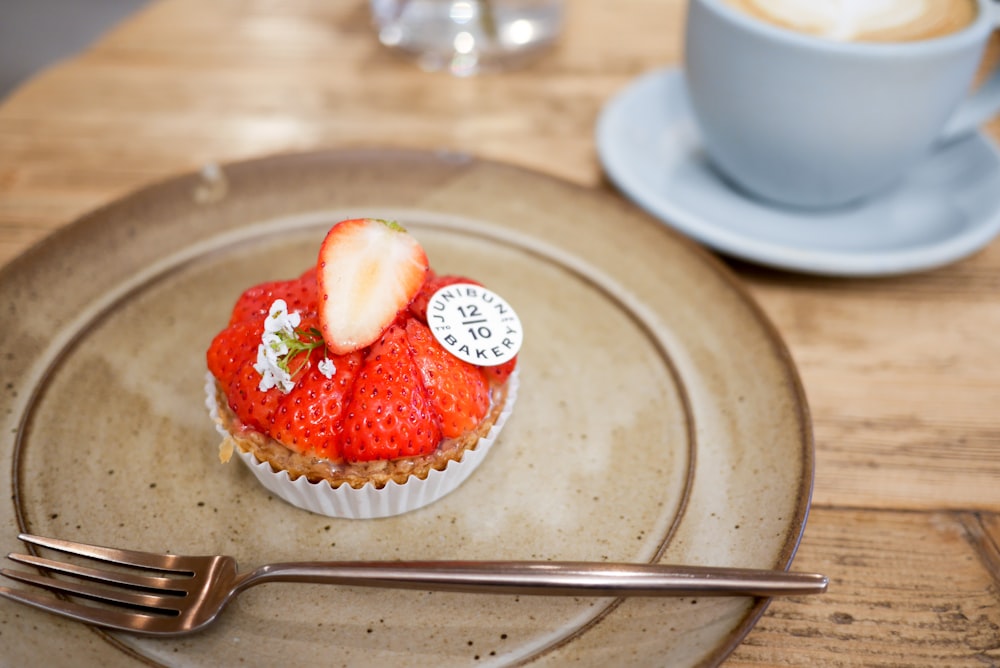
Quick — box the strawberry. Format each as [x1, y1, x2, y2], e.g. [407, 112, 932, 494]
[228, 274, 318, 326]
[208, 315, 287, 433]
[271, 346, 364, 460]
[340, 324, 441, 462]
[299, 266, 317, 282]
[481, 356, 518, 386]
[405, 319, 489, 438]
[408, 272, 481, 323]
[210, 307, 360, 458]
[226, 357, 281, 433]
[317, 218, 428, 355]
[207, 320, 260, 387]
[407, 272, 516, 390]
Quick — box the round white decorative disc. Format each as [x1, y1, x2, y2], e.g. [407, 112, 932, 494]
[426, 283, 523, 366]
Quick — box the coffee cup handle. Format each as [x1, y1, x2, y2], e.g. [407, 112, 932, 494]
[938, 2, 1000, 144]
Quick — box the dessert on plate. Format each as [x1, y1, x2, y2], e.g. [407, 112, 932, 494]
[205, 218, 519, 518]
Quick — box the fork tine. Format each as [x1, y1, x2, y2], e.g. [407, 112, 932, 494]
[18, 533, 192, 573]
[1, 568, 183, 612]
[0, 585, 180, 635]
[8, 552, 188, 594]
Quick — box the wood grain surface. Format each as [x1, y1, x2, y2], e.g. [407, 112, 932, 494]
[1, 0, 998, 665]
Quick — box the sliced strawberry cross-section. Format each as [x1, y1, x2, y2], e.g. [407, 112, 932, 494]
[317, 218, 428, 355]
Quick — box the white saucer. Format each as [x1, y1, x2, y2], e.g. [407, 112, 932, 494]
[596, 67, 1000, 276]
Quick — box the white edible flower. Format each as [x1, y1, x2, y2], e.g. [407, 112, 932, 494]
[252, 299, 327, 394]
[254, 343, 294, 393]
[318, 357, 336, 379]
[261, 332, 288, 359]
[264, 299, 300, 334]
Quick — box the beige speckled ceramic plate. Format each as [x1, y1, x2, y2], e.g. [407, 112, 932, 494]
[0, 149, 812, 667]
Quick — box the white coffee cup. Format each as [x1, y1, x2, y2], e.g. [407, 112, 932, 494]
[684, 0, 1000, 209]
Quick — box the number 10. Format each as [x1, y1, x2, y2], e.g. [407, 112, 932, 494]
[468, 325, 491, 340]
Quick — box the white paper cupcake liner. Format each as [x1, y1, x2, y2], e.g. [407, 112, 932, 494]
[205, 370, 518, 519]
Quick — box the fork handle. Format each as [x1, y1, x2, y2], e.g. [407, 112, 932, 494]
[238, 561, 828, 597]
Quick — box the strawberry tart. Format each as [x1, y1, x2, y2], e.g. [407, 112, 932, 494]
[205, 218, 519, 518]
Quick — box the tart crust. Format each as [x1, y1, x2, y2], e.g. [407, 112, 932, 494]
[211, 379, 510, 490]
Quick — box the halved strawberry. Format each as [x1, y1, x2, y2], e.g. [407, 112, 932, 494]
[340, 324, 441, 462]
[226, 358, 282, 433]
[271, 346, 364, 460]
[208, 317, 284, 433]
[317, 219, 428, 355]
[207, 320, 260, 387]
[228, 274, 318, 326]
[481, 357, 518, 386]
[405, 319, 489, 438]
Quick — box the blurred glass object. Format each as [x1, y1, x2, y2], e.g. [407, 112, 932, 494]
[370, 0, 565, 75]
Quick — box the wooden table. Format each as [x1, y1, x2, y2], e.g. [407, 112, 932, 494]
[2, 1, 998, 664]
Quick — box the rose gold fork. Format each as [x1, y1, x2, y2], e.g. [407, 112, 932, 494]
[0, 533, 828, 636]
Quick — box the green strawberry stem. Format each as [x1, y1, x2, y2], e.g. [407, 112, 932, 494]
[378, 218, 407, 233]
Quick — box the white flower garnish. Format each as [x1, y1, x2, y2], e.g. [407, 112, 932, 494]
[263, 299, 300, 334]
[252, 299, 329, 393]
[255, 342, 295, 393]
[317, 357, 337, 379]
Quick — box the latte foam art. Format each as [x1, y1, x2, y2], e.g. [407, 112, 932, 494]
[727, 0, 975, 42]
[764, 0, 923, 40]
